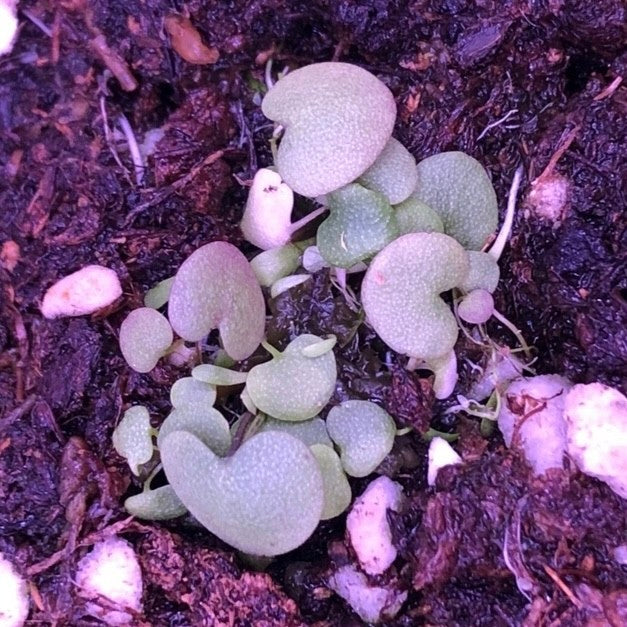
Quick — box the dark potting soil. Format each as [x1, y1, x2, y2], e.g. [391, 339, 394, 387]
[0, 1, 625, 625]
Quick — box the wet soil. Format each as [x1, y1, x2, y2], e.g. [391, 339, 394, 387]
[0, 1, 626, 625]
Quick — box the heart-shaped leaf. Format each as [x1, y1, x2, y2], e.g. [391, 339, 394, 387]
[112, 406, 154, 475]
[241, 169, 294, 250]
[317, 184, 398, 269]
[250, 243, 302, 287]
[310, 444, 352, 519]
[262, 62, 396, 197]
[157, 405, 231, 456]
[170, 377, 217, 408]
[358, 138, 417, 204]
[161, 430, 324, 556]
[192, 364, 248, 386]
[326, 400, 396, 477]
[119, 307, 173, 373]
[457, 251, 500, 293]
[411, 151, 498, 250]
[168, 242, 265, 361]
[124, 485, 187, 520]
[259, 416, 333, 448]
[245, 335, 337, 421]
[362, 233, 469, 360]
[395, 197, 444, 236]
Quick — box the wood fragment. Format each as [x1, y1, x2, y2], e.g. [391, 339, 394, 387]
[543, 564, 583, 609]
[593, 76, 623, 101]
[89, 34, 138, 91]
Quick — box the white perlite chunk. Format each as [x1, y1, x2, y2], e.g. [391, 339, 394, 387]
[0, 554, 29, 627]
[346, 476, 403, 575]
[0, 1, 18, 56]
[328, 565, 407, 624]
[564, 383, 627, 499]
[498, 375, 572, 475]
[75, 537, 143, 625]
[41, 265, 122, 319]
[427, 437, 462, 486]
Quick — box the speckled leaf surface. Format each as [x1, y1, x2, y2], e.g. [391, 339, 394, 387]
[112, 406, 154, 475]
[245, 334, 337, 421]
[361, 233, 469, 360]
[124, 485, 187, 520]
[170, 377, 217, 408]
[168, 242, 265, 360]
[458, 289, 494, 324]
[119, 307, 173, 373]
[161, 431, 324, 556]
[259, 416, 333, 447]
[192, 364, 249, 386]
[310, 444, 352, 519]
[157, 405, 231, 456]
[458, 251, 500, 293]
[317, 184, 398, 269]
[412, 151, 498, 250]
[395, 197, 444, 235]
[358, 138, 417, 204]
[326, 401, 396, 477]
[262, 62, 396, 197]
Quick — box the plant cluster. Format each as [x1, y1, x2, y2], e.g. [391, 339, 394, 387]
[114, 61, 520, 557]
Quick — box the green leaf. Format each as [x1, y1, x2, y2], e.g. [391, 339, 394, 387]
[168, 242, 265, 361]
[457, 251, 500, 293]
[170, 377, 217, 408]
[361, 232, 469, 361]
[358, 137, 417, 204]
[112, 406, 154, 475]
[144, 277, 174, 309]
[250, 244, 302, 287]
[119, 307, 173, 373]
[192, 364, 248, 386]
[301, 335, 337, 358]
[161, 431, 324, 556]
[412, 151, 498, 250]
[245, 334, 337, 421]
[157, 405, 231, 456]
[258, 416, 333, 447]
[262, 62, 396, 197]
[395, 197, 444, 235]
[326, 400, 396, 477]
[124, 485, 187, 520]
[317, 184, 398, 269]
[310, 444, 352, 519]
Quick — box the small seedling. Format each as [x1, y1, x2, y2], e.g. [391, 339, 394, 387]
[317, 183, 398, 269]
[160, 430, 324, 556]
[112, 406, 155, 475]
[244, 334, 337, 421]
[326, 400, 396, 477]
[119, 307, 173, 373]
[261, 62, 396, 197]
[168, 241, 265, 360]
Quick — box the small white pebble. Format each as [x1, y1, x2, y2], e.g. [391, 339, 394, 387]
[346, 476, 403, 576]
[613, 544, 627, 565]
[41, 265, 122, 319]
[564, 383, 627, 499]
[328, 564, 407, 624]
[0, 1, 18, 57]
[0, 554, 29, 627]
[427, 437, 462, 486]
[498, 375, 572, 475]
[526, 173, 569, 225]
[75, 537, 143, 625]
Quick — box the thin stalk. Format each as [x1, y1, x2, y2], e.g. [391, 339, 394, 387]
[488, 165, 523, 261]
